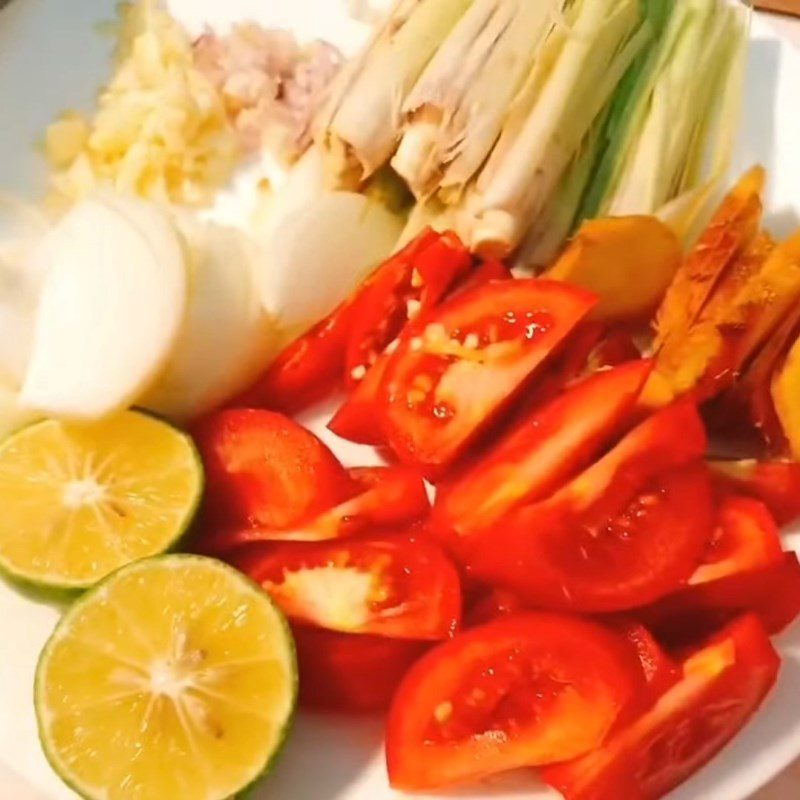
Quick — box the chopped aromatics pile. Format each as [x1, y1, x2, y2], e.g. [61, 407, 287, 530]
[45, 1, 239, 208]
[194, 24, 343, 160]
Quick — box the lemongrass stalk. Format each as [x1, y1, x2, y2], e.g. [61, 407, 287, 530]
[581, 0, 748, 226]
[317, 0, 473, 189]
[515, 119, 606, 271]
[463, 0, 651, 258]
[391, 0, 561, 200]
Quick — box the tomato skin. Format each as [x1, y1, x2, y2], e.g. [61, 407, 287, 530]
[344, 230, 470, 388]
[193, 409, 354, 531]
[378, 279, 596, 476]
[386, 612, 646, 792]
[449, 259, 513, 295]
[464, 404, 713, 613]
[709, 459, 800, 525]
[293, 625, 428, 713]
[233, 533, 461, 640]
[469, 462, 713, 614]
[328, 353, 392, 444]
[433, 360, 652, 542]
[542, 614, 780, 800]
[234, 300, 356, 414]
[690, 495, 783, 585]
[640, 552, 800, 644]
[608, 620, 679, 704]
[465, 588, 527, 627]
[330, 256, 509, 447]
[200, 465, 430, 552]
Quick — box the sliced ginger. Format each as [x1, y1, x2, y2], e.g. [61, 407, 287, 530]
[654, 166, 766, 351]
[547, 216, 682, 323]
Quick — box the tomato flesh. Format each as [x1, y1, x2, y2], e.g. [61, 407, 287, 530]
[200, 465, 430, 552]
[690, 495, 783, 585]
[293, 626, 428, 713]
[381, 279, 596, 475]
[433, 360, 652, 541]
[234, 533, 461, 639]
[386, 613, 645, 791]
[609, 620, 679, 704]
[709, 459, 800, 525]
[344, 229, 470, 387]
[640, 552, 800, 643]
[234, 300, 355, 414]
[193, 409, 354, 530]
[465, 404, 713, 612]
[331, 255, 506, 447]
[542, 615, 780, 800]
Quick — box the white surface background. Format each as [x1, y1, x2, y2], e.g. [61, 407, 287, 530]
[0, 1, 799, 798]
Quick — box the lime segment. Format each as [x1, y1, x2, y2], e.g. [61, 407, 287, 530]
[35, 555, 297, 800]
[0, 411, 202, 589]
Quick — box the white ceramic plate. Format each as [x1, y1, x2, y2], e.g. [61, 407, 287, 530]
[0, 2, 799, 799]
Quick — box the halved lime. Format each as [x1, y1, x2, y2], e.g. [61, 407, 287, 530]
[35, 555, 297, 800]
[0, 411, 202, 590]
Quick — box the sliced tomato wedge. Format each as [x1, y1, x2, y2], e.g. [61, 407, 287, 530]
[608, 620, 679, 704]
[293, 625, 428, 713]
[330, 257, 509, 446]
[520, 322, 605, 412]
[588, 329, 642, 371]
[234, 534, 461, 640]
[380, 279, 597, 475]
[465, 588, 527, 627]
[709, 459, 800, 525]
[235, 229, 468, 415]
[690, 495, 783, 585]
[465, 404, 713, 612]
[193, 409, 354, 530]
[386, 612, 646, 791]
[233, 299, 356, 414]
[542, 615, 780, 800]
[640, 552, 800, 643]
[344, 229, 470, 388]
[200, 465, 430, 552]
[328, 352, 393, 445]
[448, 258, 513, 295]
[433, 360, 652, 541]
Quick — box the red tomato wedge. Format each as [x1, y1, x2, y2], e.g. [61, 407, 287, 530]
[449, 259, 513, 295]
[609, 621, 679, 703]
[542, 615, 780, 800]
[466, 404, 713, 612]
[344, 230, 470, 387]
[293, 626, 428, 713]
[234, 229, 468, 415]
[380, 279, 597, 475]
[589, 329, 642, 371]
[330, 257, 510, 446]
[433, 360, 652, 541]
[709, 459, 800, 525]
[234, 534, 461, 640]
[521, 322, 605, 411]
[193, 409, 354, 530]
[690, 496, 783, 585]
[233, 300, 356, 414]
[465, 588, 527, 627]
[328, 353, 393, 445]
[200, 466, 430, 552]
[386, 613, 646, 791]
[641, 552, 800, 643]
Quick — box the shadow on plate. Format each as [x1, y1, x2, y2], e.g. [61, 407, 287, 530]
[255, 713, 386, 799]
